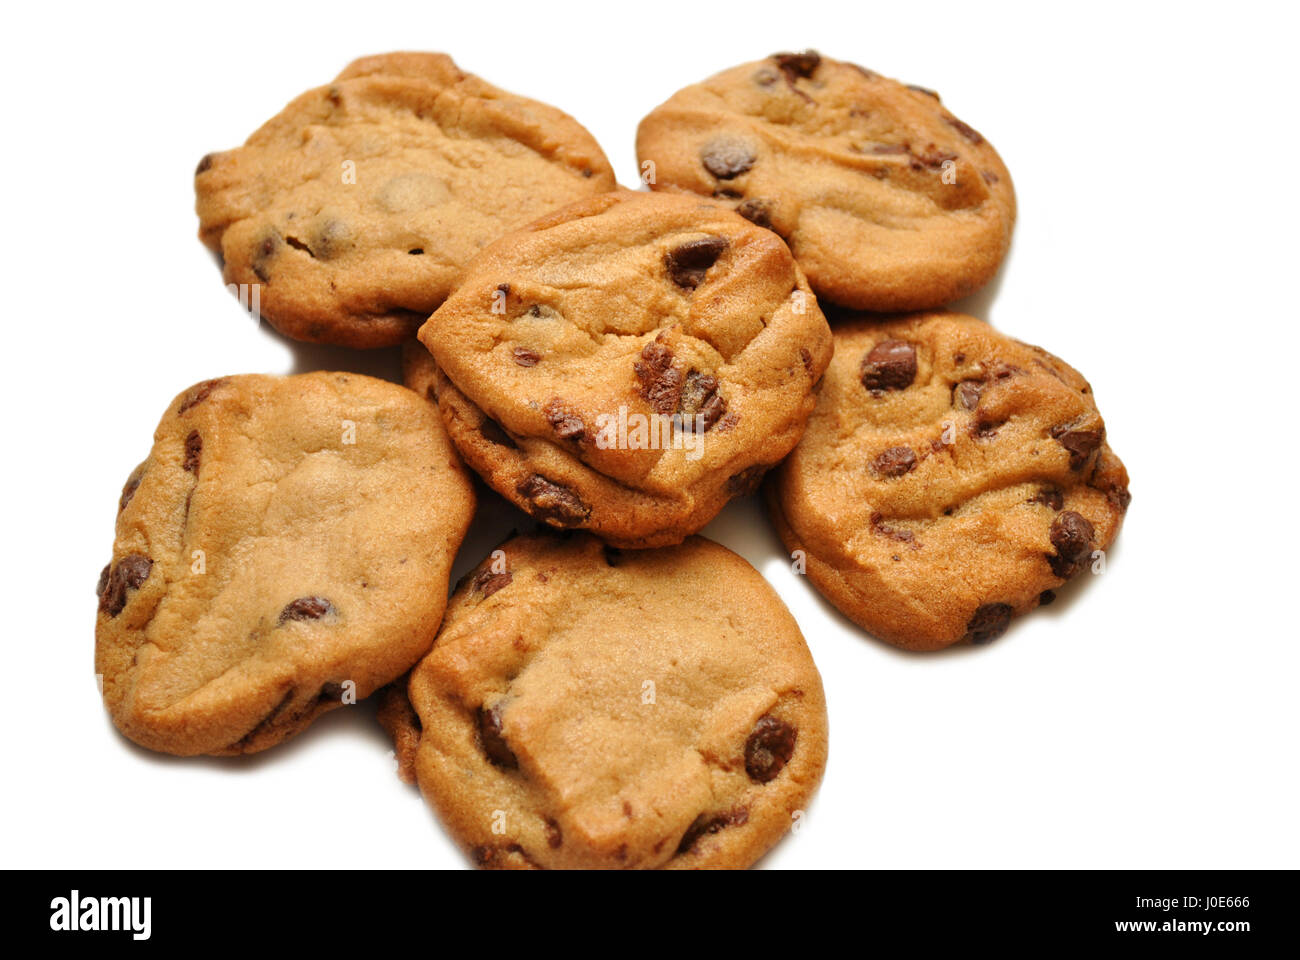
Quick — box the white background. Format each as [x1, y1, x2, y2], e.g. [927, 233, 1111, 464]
[3, 0, 1296, 870]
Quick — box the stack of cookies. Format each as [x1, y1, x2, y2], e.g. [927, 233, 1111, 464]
[95, 50, 1129, 869]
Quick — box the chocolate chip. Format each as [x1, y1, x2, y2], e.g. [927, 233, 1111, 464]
[319, 682, 345, 702]
[965, 603, 1013, 645]
[196, 153, 215, 175]
[701, 138, 756, 180]
[544, 399, 586, 442]
[183, 430, 202, 474]
[1048, 510, 1095, 578]
[473, 568, 513, 598]
[676, 807, 749, 855]
[799, 347, 813, 374]
[512, 347, 540, 367]
[118, 467, 144, 513]
[96, 563, 110, 598]
[545, 819, 563, 849]
[177, 378, 227, 415]
[871, 512, 917, 545]
[945, 115, 984, 144]
[982, 170, 1000, 185]
[773, 50, 820, 80]
[496, 282, 511, 296]
[278, 596, 335, 624]
[1050, 425, 1104, 470]
[918, 149, 959, 169]
[516, 475, 590, 526]
[736, 198, 773, 229]
[635, 341, 684, 415]
[665, 236, 729, 289]
[954, 380, 983, 410]
[745, 715, 797, 783]
[679, 371, 726, 431]
[1039, 590, 1057, 606]
[860, 340, 917, 392]
[873, 445, 916, 478]
[477, 703, 518, 770]
[251, 231, 280, 282]
[1031, 488, 1064, 511]
[98, 554, 153, 617]
[408, 248, 423, 255]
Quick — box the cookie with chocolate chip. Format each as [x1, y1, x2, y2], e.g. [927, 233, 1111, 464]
[414, 189, 833, 548]
[636, 51, 1015, 312]
[196, 52, 615, 348]
[766, 311, 1129, 651]
[95, 372, 475, 755]
[385, 531, 827, 869]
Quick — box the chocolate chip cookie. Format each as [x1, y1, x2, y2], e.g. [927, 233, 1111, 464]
[636, 51, 1015, 311]
[414, 189, 833, 548]
[387, 532, 827, 869]
[196, 52, 616, 348]
[766, 311, 1129, 651]
[95, 372, 476, 755]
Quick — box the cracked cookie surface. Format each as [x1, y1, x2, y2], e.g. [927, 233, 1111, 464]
[636, 51, 1015, 311]
[196, 52, 615, 348]
[413, 189, 832, 548]
[94, 372, 475, 756]
[388, 531, 827, 869]
[766, 311, 1129, 651]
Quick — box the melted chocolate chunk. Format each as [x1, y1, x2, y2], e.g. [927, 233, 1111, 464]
[473, 568, 513, 598]
[278, 596, 335, 624]
[679, 371, 726, 431]
[635, 341, 685, 416]
[183, 430, 202, 474]
[1048, 510, 1096, 578]
[676, 807, 749, 855]
[744, 715, 797, 783]
[512, 347, 540, 367]
[1050, 425, 1104, 470]
[665, 236, 729, 289]
[477, 703, 518, 770]
[98, 554, 153, 617]
[516, 475, 590, 526]
[544, 399, 586, 443]
[873, 445, 916, 478]
[701, 138, 756, 179]
[965, 603, 1013, 645]
[177, 378, 227, 415]
[773, 50, 821, 80]
[954, 380, 984, 410]
[736, 197, 774, 229]
[944, 115, 984, 144]
[860, 340, 917, 392]
[1031, 488, 1065, 511]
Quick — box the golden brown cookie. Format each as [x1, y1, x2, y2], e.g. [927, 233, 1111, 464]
[767, 311, 1130, 651]
[94, 373, 475, 755]
[636, 51, 1015, 311]
[415, 189, 832, 548]
[388, 531, 827, 869]
[196, 52, 616, 348]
